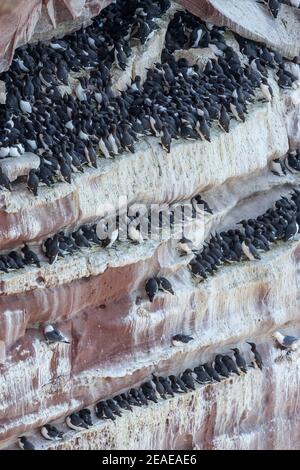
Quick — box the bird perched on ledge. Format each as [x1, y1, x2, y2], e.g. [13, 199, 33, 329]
[18, 436, 35, 450]
[172, 334, 194, 346]
[257, 0, 280, 18]
[44, 324, 70, 344]
[272, 331, 300, 354]
[40, 424, 64, 441]
[247, 342, 263, 369]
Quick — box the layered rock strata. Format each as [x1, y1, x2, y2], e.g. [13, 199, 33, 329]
[0, 0, 300, 451]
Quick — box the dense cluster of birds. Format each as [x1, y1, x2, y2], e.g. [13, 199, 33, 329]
[0, 223, 119, 272]
[235, 34, 300, 90]
[0, 2, 299, 196]
[186, 190, 300, 281]
[18, 340, 263, 449]
[0, 0, 171, 194]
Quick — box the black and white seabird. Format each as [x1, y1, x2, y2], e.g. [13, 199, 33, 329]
[194, 365, 212, 384]
[247, 342, 263, 369]
[106, 399, 122, 417]
[114, 395, 133, 412]
[188, 259, 207, 280]
[269, 0, 280, 18]
[284, 217, 299, 241]
[169, 374, 187, 393]
[18, 436, 35, 450]
[270, 158, 287, 177]
[203, 362, 222, 382]
[40, 424, 64, 441]
[43, 235, 60, 264]
[22, 245, 41, 268]
[241, 239, 261, 261]
[172, 334, 194, 346]
[66, 413, 89, 430]
[157, 277, 174, 295]
[181, 369, 195, 390]
[214, 355, 230, 378]
[176, 237, 195, 255]
[27, 170, 39, 196]
[222, 354, 240, 376]
[95, 401, 116, 421]
[160, 125, 172, 153]
[218, 105, 230, 133]
[159, 376, 174, 397]
[127, 218, 143, 244]
[0, 168, 12, 191]
[44, 324, 70, 344]
[145, 277, 159, 302]
[231, 348, 248, 374]
[141, 382, 158, 403]
[79, 408, 93, 427]
[152, 374, 166, 399]
[272, 331, 300, 353]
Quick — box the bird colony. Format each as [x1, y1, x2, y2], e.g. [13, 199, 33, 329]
[0, 0, 300, 451]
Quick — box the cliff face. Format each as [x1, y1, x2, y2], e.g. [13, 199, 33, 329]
[0, 0, 300, 451]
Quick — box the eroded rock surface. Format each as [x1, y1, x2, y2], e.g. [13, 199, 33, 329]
[0, 0, 300, 452]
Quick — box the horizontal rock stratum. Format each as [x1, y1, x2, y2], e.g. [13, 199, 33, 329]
[0, 0, 300, 451]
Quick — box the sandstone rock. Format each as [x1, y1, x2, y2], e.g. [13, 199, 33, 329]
[0, 153, 40, 182]
[180, 0, 300, 59]
[0, 241, 299, 447]
[0, 0, 300, 452]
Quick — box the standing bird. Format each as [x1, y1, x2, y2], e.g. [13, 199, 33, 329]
[0, 167, 12, 191]
[194, 365, 212, 384]
[152, 374, 166, 399]
[145, 277, 159, 302]
[267, 0, 280, 18]
[27, 169, 39, 196]
[95, 401, 116, 421]
[43, 235, 60, 264]
[181, 369, 196, 390]
[79, 409, 93, 427]
[247, 342, 263, 369]
[203, 362, 222, 382]
[43, 324, 70, 344]
[159, 376, 174, 397]
[241, 239, 261, 261]
[218, 106, 230, 133]
[18, 436, 35, 450]
[157, 277, 174, 295]
[169, 374, 187, 393]
[160, 125, 172, 153]
[214, 355, 230, 378]
[176, 237, 195, 255]
[222, 355, 240, 376]
[106, 399, 122, 417]
[22, 244, 41, 268]
[284, 217, 299, 241]
[231, 348, 248, 374]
